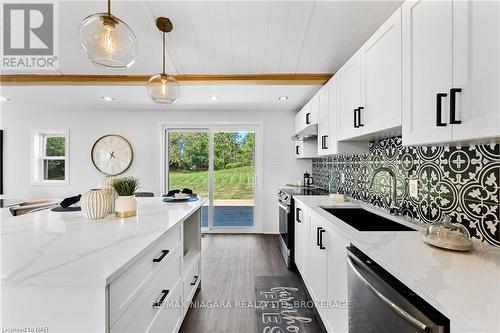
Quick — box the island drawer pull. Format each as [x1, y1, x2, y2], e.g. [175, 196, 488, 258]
[152, 289, 169, 307]
[190, 275, 199, 286]
[153, 250, 170, 262]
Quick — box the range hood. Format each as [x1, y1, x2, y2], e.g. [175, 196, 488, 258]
[292, 123, 318, 141]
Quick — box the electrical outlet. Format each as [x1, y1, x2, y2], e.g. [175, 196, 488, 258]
[341, 173, 345, 184]
[409, 179, 419, 198]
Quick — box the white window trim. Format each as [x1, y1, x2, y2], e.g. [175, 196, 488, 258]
[31, 129, 70, 186]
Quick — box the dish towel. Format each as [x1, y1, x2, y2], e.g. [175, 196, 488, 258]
[60, 194, 81, 208]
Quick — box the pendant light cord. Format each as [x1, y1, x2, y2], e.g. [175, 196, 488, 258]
[107, 0, 111, 16]
[162, 31, 166, 75]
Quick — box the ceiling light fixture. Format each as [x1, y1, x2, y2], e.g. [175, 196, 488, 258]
[209, 96, 219, 101]
[0, 97, 10, 102]
[79, 0, 138, 69]
[101, 96, 114, 101]
[278, 96, 288, 101]
[146, 17, 179, 104]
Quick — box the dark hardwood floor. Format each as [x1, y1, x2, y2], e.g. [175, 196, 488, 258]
[179, 234, 298, 333]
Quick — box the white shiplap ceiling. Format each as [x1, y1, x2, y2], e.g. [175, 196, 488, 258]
[3, 0, 403, 75]
[1, 1, 403, 111]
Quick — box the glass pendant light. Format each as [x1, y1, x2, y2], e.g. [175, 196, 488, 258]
[146, 17, 180, 104]
[79, 0, 137, 69]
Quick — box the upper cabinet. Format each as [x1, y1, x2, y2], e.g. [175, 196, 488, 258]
[360, 8, 402, 135]
[317, 85, 331, 155]
[295, 98, 319, 135]
[318, 77, 368, 156]
[337, 51, 363, 140]
[402, 0, 500, 145]
[338, 8, 402, 141]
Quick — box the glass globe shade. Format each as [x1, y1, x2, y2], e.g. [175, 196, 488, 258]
[79, 13, 138, 69]
[147, 74, 180, 104]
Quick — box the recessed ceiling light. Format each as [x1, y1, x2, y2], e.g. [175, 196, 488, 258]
[0, 97, 10, 102]
[101, 96, 114, 102]
[278, 96, 288, 101]
[209, 96, 219, 101]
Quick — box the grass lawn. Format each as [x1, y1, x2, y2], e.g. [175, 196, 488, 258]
[168, 166, 254, 199]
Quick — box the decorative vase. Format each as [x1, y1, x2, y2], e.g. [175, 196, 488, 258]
[115, 195, 137, 218]
[81, 189, 110, 220]
[102, 176, 117, 213]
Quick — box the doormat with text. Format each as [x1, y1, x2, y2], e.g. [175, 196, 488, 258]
[255, 275, 324, 333]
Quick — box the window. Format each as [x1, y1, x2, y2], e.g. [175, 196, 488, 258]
[32, 130, 69, 185]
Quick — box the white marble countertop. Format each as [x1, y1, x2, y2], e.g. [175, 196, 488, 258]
[294, 195, 500, 333]
[1, 198, 205, 287]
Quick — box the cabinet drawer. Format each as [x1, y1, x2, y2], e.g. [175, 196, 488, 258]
[109, 225, 181, 326]
[183, 256, 200, 302]
[111, 251, 182, 332]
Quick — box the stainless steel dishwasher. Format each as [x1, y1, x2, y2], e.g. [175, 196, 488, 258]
[347, 246, 450, 333]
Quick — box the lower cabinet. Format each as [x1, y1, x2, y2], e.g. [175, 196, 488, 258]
[326, 223, 349, 333]
[308, 214, 329, 320]
[294, 203, 350, 333]
[294, 200, 309, 281]
[109, 209, 202, 333]
[110, 251, 183, 332]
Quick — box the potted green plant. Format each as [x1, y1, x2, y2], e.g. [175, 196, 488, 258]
[111, 177, 140, 218]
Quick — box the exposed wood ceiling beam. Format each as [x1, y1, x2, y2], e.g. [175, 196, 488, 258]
[0, 73, 332, 86]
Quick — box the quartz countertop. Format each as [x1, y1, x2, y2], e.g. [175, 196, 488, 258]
[1, 198, 205, 287]
[294, 196, 500, 333]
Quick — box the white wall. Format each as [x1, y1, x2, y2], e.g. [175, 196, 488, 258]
[1, 107, 311, 233]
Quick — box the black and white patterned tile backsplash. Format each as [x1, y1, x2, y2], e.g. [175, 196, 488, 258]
[312, 136, 500, 246]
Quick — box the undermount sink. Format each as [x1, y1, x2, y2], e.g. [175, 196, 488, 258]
[322, 208, 416, 232]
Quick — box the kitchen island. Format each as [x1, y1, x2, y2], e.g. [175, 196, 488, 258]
[1, 197, 204, 332]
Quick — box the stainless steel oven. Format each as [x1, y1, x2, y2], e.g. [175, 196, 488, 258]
[347, 246, 449, 333]
[278, 187, 329, 269]
[278, 190, 293, 269]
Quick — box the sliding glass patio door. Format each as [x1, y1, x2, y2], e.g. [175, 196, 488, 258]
[165, 125, 259, 232]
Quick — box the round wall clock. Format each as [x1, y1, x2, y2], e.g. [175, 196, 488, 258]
[91, 135, 133, 176]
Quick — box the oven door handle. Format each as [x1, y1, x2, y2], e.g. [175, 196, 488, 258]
[346, 256, 429, 333]
[278, 202, 290, 213]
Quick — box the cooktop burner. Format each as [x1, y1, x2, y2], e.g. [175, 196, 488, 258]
[280, 187, 329, 196]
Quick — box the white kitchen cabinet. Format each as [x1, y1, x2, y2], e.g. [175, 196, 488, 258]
[360, 7, 402, 136]
[294, 200, 309, 282]
[295, 98, 319, 135]
[322, 76, 369, 155]
[317, 85, 330, 156]
[326, 223, 350, 333]
[294, 140, 317, 159]
[402, 0, 453, 145]
[308, 213, 329, 321]
[450, 0, 500, 142]
[402, 0, 499, 145]
[338, 51, 363, 141]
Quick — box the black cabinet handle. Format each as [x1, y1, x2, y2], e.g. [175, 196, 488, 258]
[319, 228, 326, 249]
[152, 289, 169, 307]
[153, 250, 169, 262]
[306, 112, 311, 124]
[436, 93, 447, 127]
[295, 145, 300, 155]
[450, 88, 462, 124]
[358, 107, 364, 127]
[321, 135, 328, 149]
[190, 275, 199, 286]
[316, 227, 321, 246]
[295, 207, 301, 223]
[354, 108, 359, 128]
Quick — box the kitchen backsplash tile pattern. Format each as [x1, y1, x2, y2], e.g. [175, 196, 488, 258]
[312, 136, 500, 246]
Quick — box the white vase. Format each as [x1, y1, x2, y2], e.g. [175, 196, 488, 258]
[81, 189, 110, 220]
[102, 176, 117, 213]
[115, 195, 137, 218]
